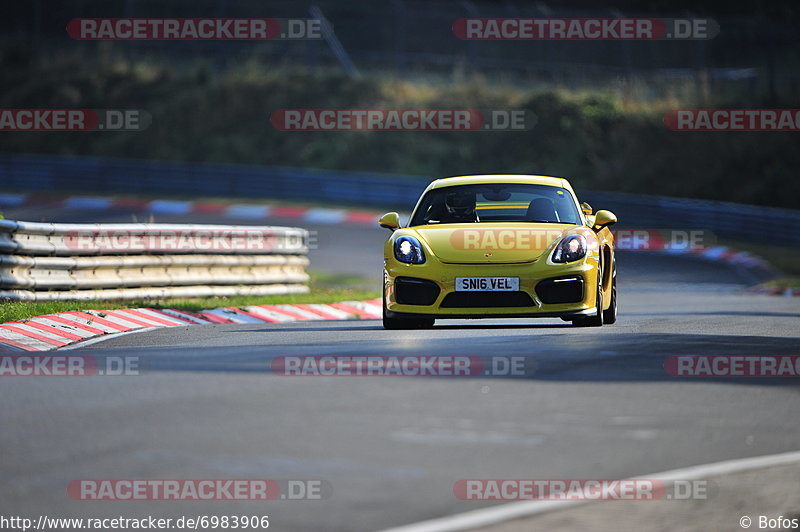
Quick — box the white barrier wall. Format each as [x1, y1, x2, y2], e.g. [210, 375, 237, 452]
[0, 220, 310, 301]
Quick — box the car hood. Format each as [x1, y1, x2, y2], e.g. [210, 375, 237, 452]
[412, 223, 578, 264]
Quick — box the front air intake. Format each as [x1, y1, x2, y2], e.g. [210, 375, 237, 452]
[535, 276, 584, 304]
[440, 291, 534, 308]
[395, 277, 440, 305]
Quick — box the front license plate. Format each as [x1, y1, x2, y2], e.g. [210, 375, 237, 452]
[455, 277, 519, 292]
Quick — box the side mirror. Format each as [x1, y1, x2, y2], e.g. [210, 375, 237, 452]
[379, 212, 401, 231]
[593, 210, 617, 230]
[580, 202, 593, 215]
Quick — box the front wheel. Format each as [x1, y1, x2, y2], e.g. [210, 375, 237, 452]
[602, 275, 617, 324]
[383, 315, 435, 330]
[573, 271, 604, 327]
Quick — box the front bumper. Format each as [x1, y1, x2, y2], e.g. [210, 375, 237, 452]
[383, 256, 601, 319]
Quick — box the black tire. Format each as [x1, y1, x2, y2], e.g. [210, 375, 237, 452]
[603, 274, 617, 324]
[573, 269, 604, 327]
[383, 316, 434, 330]
[382, 296, 435, 330]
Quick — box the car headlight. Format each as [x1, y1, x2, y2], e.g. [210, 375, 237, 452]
[394, 236, 426, 264]
[551, 234, 587, 263]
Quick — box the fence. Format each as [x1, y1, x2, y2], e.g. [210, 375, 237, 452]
[0, 219, 310, 301]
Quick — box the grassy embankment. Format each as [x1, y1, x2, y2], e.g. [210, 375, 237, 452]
[1, 47, 798, 209]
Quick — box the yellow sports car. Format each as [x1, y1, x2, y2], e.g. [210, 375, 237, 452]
[379, 175, 618, 329]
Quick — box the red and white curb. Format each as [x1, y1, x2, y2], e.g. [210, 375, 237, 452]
[647, 245, 789, 292]
[659, 245, 777, 278]
[0, 193, 388, 226]
[747, 285, 800, 297]
[0, 299, 383, 352]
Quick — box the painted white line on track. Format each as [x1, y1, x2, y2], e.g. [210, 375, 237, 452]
[377, 449, 800, 532]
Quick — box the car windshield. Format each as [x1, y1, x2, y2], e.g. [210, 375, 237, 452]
[409, 183, 581, 226]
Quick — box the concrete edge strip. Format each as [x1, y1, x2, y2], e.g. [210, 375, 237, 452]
[376, 449, 800, 532]
[0, 300, 382, 352]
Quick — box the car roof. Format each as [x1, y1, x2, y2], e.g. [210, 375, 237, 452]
[428, 174, 571, 190]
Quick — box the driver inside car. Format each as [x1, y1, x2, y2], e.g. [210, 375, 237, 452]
[442, 190, 477, 223]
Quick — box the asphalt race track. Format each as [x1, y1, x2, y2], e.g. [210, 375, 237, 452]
[1, 206, 799, 531]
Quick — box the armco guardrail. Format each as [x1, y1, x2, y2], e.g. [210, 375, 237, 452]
[0, 220, 310, 301]
[3, 153, 800, 246]
[0, 153, 425, 207]
[578, 190, 800, 246]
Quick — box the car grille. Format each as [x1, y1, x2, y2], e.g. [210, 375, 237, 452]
[440, 291, 534, 308]
[395, 277, 441, 306]
[535, 276, 584, 304]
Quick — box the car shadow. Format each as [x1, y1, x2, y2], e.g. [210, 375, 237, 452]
[68, 331, 800, 388]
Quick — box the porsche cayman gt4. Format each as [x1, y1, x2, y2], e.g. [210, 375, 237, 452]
[379, 175, 618, 329]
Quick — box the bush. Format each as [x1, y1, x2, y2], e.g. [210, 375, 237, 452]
[2, 49, 798, 208]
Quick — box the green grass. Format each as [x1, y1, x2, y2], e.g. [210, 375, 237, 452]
[0, 271, 380, 324]
[0, 288, 380, 324]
